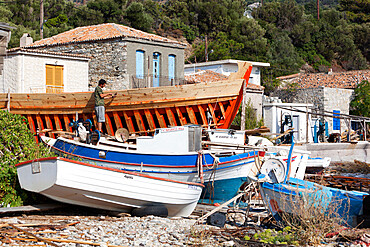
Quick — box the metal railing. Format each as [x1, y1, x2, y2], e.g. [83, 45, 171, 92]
[130, 75, 192, 89]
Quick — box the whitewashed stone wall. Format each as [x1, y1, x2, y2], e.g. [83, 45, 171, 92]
[323, 87, 354, 132]
[0, 52, 89, 93]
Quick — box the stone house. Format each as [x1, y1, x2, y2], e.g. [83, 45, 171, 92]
[275, 70, 370, 134]
[24, 23, 187, 90]
[0, 47, 89, 93]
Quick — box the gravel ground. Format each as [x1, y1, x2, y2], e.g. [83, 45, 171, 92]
[0, 213, 226, 246]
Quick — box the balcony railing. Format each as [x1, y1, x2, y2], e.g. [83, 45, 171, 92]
[131, 75, 193, 89]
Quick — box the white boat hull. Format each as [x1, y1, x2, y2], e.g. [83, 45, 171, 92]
[16, 157, 203, 217]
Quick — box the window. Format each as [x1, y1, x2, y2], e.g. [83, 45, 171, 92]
[168, 55, 175, 83]
[46, 65, 64, 93]
[136, 50, 145, 79]
[333, 110, 340, 131]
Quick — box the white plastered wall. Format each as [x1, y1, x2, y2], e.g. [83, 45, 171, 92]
[0, 52, 89, 93]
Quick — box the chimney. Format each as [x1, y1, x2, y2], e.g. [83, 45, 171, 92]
[20, 33, 33, 47]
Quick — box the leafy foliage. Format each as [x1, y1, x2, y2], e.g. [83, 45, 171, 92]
[350, 80, 370, 117]
[246, 227, 299, 245]
[0, 0, 369, 101]
[0, 111, 54, 207]
[232, 98, 263, 130]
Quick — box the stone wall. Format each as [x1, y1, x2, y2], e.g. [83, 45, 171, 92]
[35, 39, 129, 91]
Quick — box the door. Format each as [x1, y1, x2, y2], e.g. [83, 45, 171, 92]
[153, 52, 160, 87]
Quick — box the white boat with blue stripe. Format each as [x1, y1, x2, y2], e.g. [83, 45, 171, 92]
[41, 126, 261, 204]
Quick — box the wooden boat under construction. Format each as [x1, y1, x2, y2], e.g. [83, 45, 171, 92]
[0, 62, 252, 136]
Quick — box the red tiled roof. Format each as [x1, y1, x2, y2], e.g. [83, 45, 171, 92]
[281, 70, 370, 89]
[26, 23, 186, 48]
[7, 47, 91, 59]
[185, 70, 264, 90]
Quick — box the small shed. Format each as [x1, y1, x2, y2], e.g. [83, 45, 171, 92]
[263, 96, 314, 143]
[0, 48, 90, 93]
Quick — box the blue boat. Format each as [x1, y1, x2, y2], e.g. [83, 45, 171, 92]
[41, 125, 262, 204]
[256, 143, 369, 227]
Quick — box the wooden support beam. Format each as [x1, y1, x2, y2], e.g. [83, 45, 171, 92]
[123, 112, 135, 133]
[63, 115, 71, 132]
[166, 108, 177, 127]
[27, 115, 36, 134]
[218, 102, 226, 120]
[134, 110, 146, 132]
[53, 115, 62, 131]
[176, 107, 187, 126]
[35, 115, 45, 132]
[105, 113, 114, 136]
[186, 106, 198, 124]
[155, 109, 167, 128]
[208, 104, 217, 125]
[197, 105, 208, 126]
[144, 109, 156, 130]
[113, 112, 123, 129]
[44, 115, 55, 138]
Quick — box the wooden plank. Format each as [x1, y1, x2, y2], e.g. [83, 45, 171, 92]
[186, 106, 198, 124]
[44, 115, 55, 138]
[218, 102, 226, 119]
[155, 109, 167, 128]
[105, 113, 114, 136]
[197, 105, 208, 126]
[113, 112, 123, 129]
[134, 110, 146, 132]
[165, 108, 177, 127]
[176, 107, 187, 126]
[144, 109, 156, 130]
[123, 112, 135, 133]
[208, 103, 217, 125]
[0, 203, 65, 215]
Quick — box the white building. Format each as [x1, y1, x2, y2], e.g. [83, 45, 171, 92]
[184, 59, 270, 86]
[1, 47, 90, 93]
[263, 97, 314, 143]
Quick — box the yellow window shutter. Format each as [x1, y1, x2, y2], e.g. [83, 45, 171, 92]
[46, 65, 55, 86]
[55, 66, 64, 87]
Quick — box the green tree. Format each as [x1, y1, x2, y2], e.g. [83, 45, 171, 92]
[125, 2, 153, 32]
[350, 80, 370, 117]
[339, 0, 370, 23]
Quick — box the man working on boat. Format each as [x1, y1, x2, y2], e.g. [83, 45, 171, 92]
[94, 79, 116, 133]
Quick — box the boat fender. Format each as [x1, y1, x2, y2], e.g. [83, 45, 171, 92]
[206, 212, 226, 227]
[131, 205, 168, 217]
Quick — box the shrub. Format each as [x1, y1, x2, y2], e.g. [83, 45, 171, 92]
[0, 111, 54, 207]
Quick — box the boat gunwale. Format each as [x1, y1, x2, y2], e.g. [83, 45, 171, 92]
[16, 157, 205, 188]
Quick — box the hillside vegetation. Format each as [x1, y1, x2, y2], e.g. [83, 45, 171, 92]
[1, 0, 369, 87]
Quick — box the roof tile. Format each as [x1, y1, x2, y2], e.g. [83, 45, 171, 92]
[280, 70, 370, 89]
[26, 23, 186, 48]
[185, 70, 264, 90]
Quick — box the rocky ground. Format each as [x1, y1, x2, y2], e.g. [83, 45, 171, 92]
[0, 204, 369, 247]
